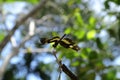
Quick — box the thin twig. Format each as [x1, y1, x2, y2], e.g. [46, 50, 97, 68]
[52, 50, 62, 80]
[22, 48, 52, 53]
[58, 69, 62, 80]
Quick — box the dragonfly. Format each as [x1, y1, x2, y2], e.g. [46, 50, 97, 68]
[40, 34, 80, 51]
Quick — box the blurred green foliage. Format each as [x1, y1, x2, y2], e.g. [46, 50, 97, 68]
[1, 0, 120, 80]
[104, 0, 120, 9]
[0, 0, 39, 3]
[0, 31, 5, 42]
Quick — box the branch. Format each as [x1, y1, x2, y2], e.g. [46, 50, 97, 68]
[22, 48, 52, 53]
[52, 51, 78, 80]
[0, 34, 33, 79]
[61, 64, 78, 80]
[0, 19, 48, 79]
[0, 0, 48, 54]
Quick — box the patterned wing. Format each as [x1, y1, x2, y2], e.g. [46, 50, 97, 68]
[70, 44, 80, 51]
[47, 36, 60, 43]
[62, 38, 75, 44]
[60, 38, 80, 51]
[40, 36, 60, 44]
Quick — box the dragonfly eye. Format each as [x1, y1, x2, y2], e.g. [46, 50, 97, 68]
[40, 38, 47, 44]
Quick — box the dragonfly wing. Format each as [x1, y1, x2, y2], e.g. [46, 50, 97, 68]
[71, 45, 80, 51]
[60, 38, 80, 51]
[60, 38, 75, 48]
[63, 38, 75, 44]
[47, 36, 60, 43]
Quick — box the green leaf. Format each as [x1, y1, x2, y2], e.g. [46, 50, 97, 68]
[0, 31, 5, 42]
[27, 0, 39, 4]
[64, 27, 72, 34]
[104, 0, 110, 9]
[83, 72, 95, 80]
[58, 47, 77, 59]
[87, 30, 96, 40]
[89, 16, 96, 28]
[80, 67, 90, 74]
[0, 0, 16, 3]
[74, 29, 85, 39]
[3, 69, 14, 80]
[71, 61, 79, 66]
[96, 38, 103, 49]
[0, 0, 39, 3]
[51, 31, 59, 36]
[95, 62, 105, 71]
[102, 69, 116, 80]
[88, 51, 98, 60]
[74, 12, 84, 26]
[80, 49, 88, 59]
